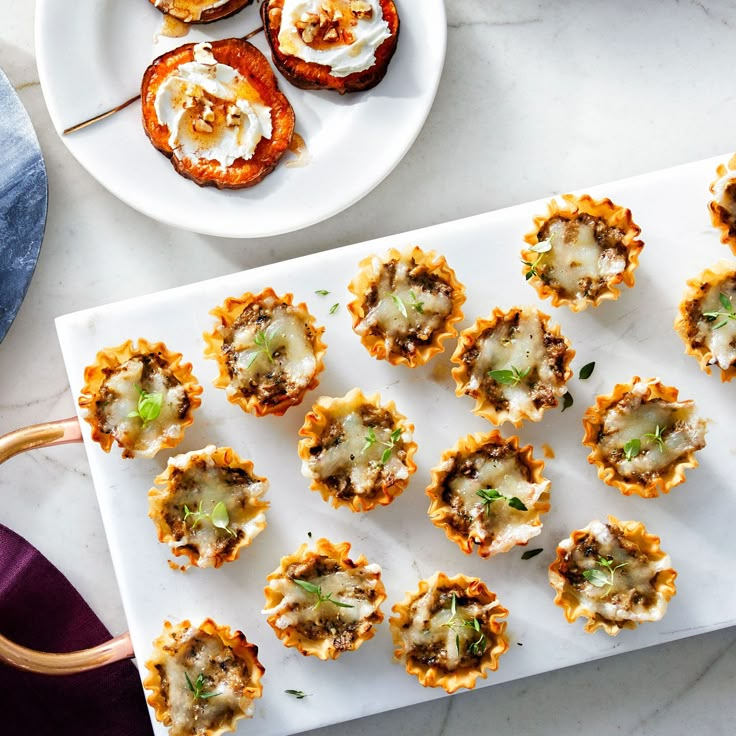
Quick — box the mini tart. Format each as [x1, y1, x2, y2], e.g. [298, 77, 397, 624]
[451, 306, 575, 426]
[262, 538, 386, 659]
[522, 194, 644, 310]
[426, 432, 551, 558]
[675, 261, 736, 382]
[548, 517, 677, 636]
[262, 0, 400, 94]
[203, 288, 326, 417]
[708, 154, 736, 252]
[389, 572, 509, 694]
[347, 246, 466, 367]
[297, 388, 417, 511]
[582, 376, 707, 498]
[78, 339, 202, 459]
[148, 0, 252, 23]
[141, 40, 295, 189]
[148, 445, 269, 569]
[144, 618, 264, 736]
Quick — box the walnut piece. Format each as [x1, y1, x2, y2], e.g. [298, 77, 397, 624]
[350, 1, 373, 19]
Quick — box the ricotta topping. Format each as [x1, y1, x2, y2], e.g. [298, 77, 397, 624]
[154, 0, 229, 22]
[277, 0, 391, 77]
[559, 520, 672, 624]
[154, 42, 273, 168]
[695, 281, 736, 370]
[598, 382, 707, 479]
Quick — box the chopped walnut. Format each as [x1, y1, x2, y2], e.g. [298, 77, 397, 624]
[350, 0, 373, 19]
[295, 3, 351, 45]
[193, 118, 213, 134]
[226, 105, 242, 127]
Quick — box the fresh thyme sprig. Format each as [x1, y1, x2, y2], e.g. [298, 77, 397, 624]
[361, 426, 403, 465]
[642, 424, 665, 452]
[285, 689, 310, 699]
[442, 593, 487, 657]
[127, 385, 163, 425]
[185, 671, 220, 701]
[183, 500, 236, 537]
[246, 323, 280, 369]
[582, 555, 628, 594]
[522, 236, 554, 280]
[703, 292, 736, 329]
[476, 487, 528, 515]
[487, 365, 530, 386]
[623, 424, 666, 460]
[293, 579, 354, 609]
[389, 290, 424, 318]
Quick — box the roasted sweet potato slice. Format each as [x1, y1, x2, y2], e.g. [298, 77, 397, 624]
[261, 0, 400, 94]
[141, 39, 295, 189]
[147, 0, 253, 24]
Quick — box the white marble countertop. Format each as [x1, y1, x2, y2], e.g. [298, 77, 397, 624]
[1, 1, 735, 734]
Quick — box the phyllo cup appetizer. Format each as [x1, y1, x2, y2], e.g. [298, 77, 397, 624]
[297, 388, 417, 511]
[426, 432, 550, 558]
[522, 194, 644, 310]
[144, 618, 264, 736]
[548, 517, 677, 636]
[149, 445, 269, 569]
[262, 538, 386, 659]
[261, 0, 400, 94]
[148, 0, 253, 24]
[582, 376, 707, 498]
[141, 40, 295, 189]
[78, 338, 202, 459]
[708, 154, 736, 252]
[203, 288, 327, 417]
[347, 245, 466, 367]
[675, 260, 736, 381]
[389, 572, 509, 693]
[451, 306, 574, 426]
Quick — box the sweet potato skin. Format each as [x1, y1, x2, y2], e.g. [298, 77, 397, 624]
[141, 39, 295, 189]
[261, 0, 400, 94]
[147, 0, 253, 24]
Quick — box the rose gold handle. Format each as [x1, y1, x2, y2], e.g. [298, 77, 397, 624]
[0, 417, 136, 674]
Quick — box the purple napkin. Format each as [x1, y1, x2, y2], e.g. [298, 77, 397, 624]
[0, 523, 153, 735]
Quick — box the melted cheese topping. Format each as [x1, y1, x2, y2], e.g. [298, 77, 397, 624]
[695, 281, 736, 370]
[277, 0, 391, 77]
[713, 171, 736, 218]
[542, 219, 626, 298]
[398, 590, 498, 670]
[154, 0, 229, 21]
[302, 408, 410, 496]
[598, 382, 706, 479]
[156, 626, 255, 736]
[100, 357, 188, 456]
[154, 43, 272, 168]
[263, 565, 383, 632]
[354, 254, 454, 347]
[163, 446, 267, 567]
[444, 453, 546, 553]
[560, 520, 672, 623]
[466, 311, 566, 420]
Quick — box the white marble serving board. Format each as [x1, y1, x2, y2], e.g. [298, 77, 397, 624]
[56, 154, 736, 736]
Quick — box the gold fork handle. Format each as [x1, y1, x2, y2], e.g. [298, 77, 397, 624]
[0, 416, 135, 674]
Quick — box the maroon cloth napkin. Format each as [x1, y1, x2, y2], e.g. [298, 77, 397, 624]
[0, 523, 153, 735]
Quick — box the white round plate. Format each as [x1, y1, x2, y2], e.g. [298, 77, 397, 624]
[35, 0, 445, 238]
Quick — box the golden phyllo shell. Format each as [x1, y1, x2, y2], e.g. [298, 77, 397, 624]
[389, 572, 509, 693]
[426, 432, 550, 558]
[143, 618, 264, 736]
[451, 306, 574, 426]
[582, 376, 707, 498]
[347, 245, 466, 367]
[674, 260, 736, 382]
[78, 338, 202, 459]
[298, 388, 417, 511]
[548, 517, 677, 636]
[522, 194, 643, 310]
[203, 288, 327, 417]
[708, 154, 736, 252]
[148, 445, 269, 569]
[262, 538, 386, 660]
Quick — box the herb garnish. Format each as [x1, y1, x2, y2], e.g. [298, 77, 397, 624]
[579, 362, 595, 380]
[522, 237, 553, 280]
[642, 424, 665, 451]
[389, 291, 424, 318]
[293, 579, 354, 609]
[285, 689, 310, 699]
[329, 303, 339, 315]
[582, 556, 628, 594]
[247, 324, 280, 369]
[183, 500, 236, 537]
[390, 293, 408, 318]
[443, 593, 487, 657]
[561, 391, 574, 412]
[703, 292, 736, 329]
[623, 424, 666, 460]
[487, 365, 530, 386]
[315, 289, 330, 296]
[477, 487, 528, 515]
[127, 385, 163, 425]
[521, 548, 543, 560]
[361, 426, 403, 465]
[185, 671, 220, 701]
